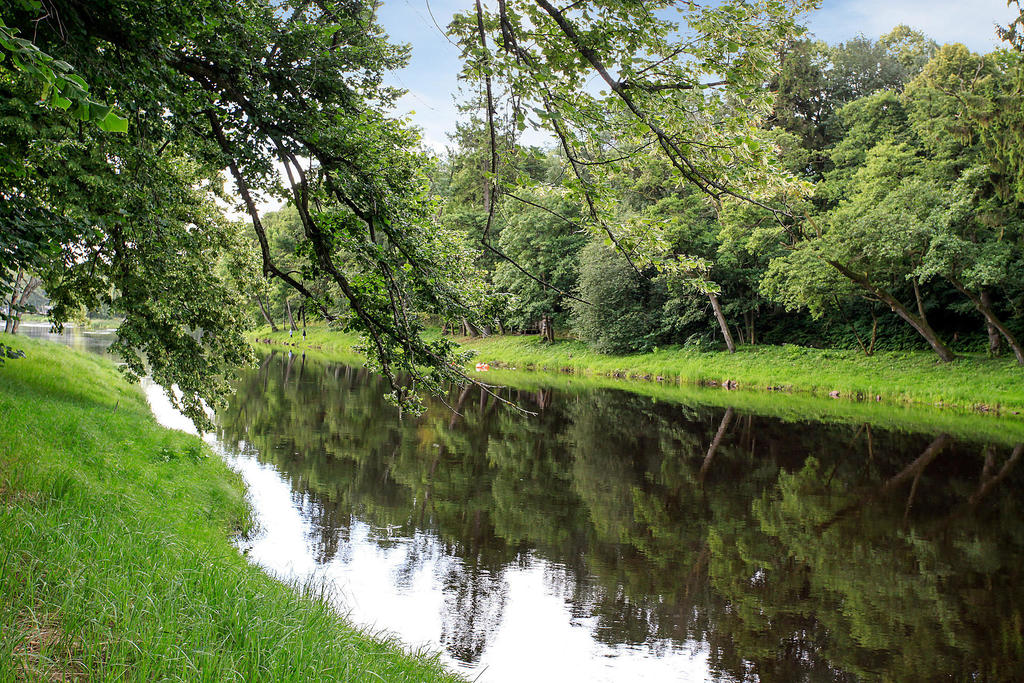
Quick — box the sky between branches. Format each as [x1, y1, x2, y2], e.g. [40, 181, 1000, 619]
[377, 0, 1021, 150]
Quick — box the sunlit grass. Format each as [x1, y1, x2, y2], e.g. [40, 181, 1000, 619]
[0, 333, 463, 682]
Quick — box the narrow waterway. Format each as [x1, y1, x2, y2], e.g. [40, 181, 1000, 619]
[27, 325, 1024, 681]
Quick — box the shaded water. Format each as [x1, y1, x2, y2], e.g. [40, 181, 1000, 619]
[24, 326, 1024, 681]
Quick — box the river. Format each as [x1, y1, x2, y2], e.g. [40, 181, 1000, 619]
[23, 324, 1024, 681]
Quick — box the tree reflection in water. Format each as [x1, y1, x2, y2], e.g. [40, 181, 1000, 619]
[218, 352, 1024, 681]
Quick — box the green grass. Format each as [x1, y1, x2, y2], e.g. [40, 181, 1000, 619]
[0, 334, 462, 683]
[249, 325, 1024, 419]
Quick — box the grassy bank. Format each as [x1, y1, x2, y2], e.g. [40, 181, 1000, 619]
[0, 334, 461, 682]
[250, 325, 1024, 417]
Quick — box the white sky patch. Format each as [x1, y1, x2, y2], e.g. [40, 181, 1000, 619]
[806, 0, 1017, 53]
[379, 0, 467, 152]
[395, 89, 461, 152]
[218, 159, 292, 222]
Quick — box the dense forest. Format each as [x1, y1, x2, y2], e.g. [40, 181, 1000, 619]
[2, 1, 1023, 421]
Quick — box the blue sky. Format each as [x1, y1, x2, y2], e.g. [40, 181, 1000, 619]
[375, 0, 1021, 150]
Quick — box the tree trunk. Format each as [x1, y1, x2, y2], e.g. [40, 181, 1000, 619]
[14, 276, 40, 320]
[826, 260, 955, 362]
[285, 297, 297, 332]
[912, 278, 928, 322]
[986, 318, 1002, 356]
[256, 293, 278, 332]
[5, 268, 23, 334]
[835, 296, 869, 356]
[708, 293, 735, 353]
[3, 271, 38, 334]
[868, 306, 878, 356]
[699, 407, 735, 484]
[538, 315, 555, 342]
[950, 280, 1024, 366]
[982, 290, 1002, 356]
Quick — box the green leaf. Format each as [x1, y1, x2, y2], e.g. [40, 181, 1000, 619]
[71, 101, 90, 121]
[65, 73, 89, 91]
[97, 110, 129, 133]
[89, 103, 112, 122]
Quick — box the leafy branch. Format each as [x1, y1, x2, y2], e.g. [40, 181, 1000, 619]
[0, 18, 127, 132]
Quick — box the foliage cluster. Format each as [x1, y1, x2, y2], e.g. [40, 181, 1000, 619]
[0, 0, 493, 423]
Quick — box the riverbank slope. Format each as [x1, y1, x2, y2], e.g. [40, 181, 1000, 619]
[250, 326, 1024, 416]
[0, 334, 462, 682]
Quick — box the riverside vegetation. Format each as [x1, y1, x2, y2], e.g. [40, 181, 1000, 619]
[241, 19, 1024, 392]
[239, 19, 1024, 422]
[251, 326, 1024, 417]
[0, 334, 462, 682]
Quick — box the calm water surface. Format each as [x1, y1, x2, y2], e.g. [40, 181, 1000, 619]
[27, 326, 1024, 681]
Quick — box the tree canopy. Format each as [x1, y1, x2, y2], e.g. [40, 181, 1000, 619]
[1, 0, 497, 422]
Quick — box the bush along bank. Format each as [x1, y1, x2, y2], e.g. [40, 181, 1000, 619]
[249, 326, 1024, 418]
[0, 334, 463, 683]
